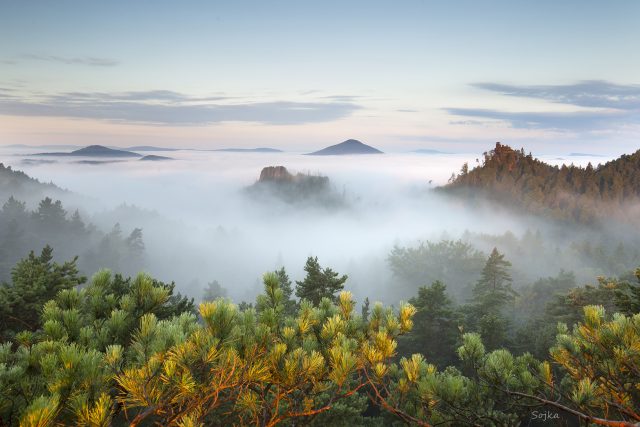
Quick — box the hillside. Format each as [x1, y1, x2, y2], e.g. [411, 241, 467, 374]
[440, 142, 640, 223]
[307, 139, 383, 155]
[0, 163, 68, 204]
[36, 145, 141, 158]
[139, 155, 173, 161]
[245, 166, 345, 207]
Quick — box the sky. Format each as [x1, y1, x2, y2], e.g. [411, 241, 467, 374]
[1, 0, 639, 155]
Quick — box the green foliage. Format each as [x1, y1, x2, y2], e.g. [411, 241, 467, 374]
[466, 248, 517, 350]
[273, 266, 297, 316]
[115, 276, 410, 426]
[399, 281, 462, 367]
[1, 247, 639, 426]
[0, 195, 147, 281]
[0, 246, 85, 339]
[546, 274, 621, 326]
[472, 248, 516, 309]
[295, 256, 348, 305]
[388, 239, 486, 300]
[614, 268, 640, 315]
[0, 266, 196, 426]
[514, 271, 576, 323]
[83, 223, 149, 277]
[373, 332, 542, 426]
[550, 305, 640, 422]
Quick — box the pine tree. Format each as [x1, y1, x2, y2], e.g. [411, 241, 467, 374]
[468, 248, 517, 350]
[124, 227, 145, 274]
[401, 281, 462, 367]
[202, 280, 228, 302]
[126, 228, 145, 255]
[295, 256, 348, 305]
[69, 209, 86, 234]
[472, 247, 517, 309]
[361, 297, 370, 322]
[33, 197, 67, 228]
[613, 268, 640, 315]
[1, 196, 27, 221]
[0, 218, 25, 281]
[0, 246, 85, 339]
[274, 266, 297, 315]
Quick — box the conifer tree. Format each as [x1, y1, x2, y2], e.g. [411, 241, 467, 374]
[69, 209, 86, 234]
[614, 268, 640, 315]
[468, 247, 517, 349]
[361, 297, 370, 322]
[0, 246, 86, 339]
[202, 279, 228, 301]
[402, 281, 462, 367]
[33, 197, 67, 228]
[295, 256, 348, 305]
[473, 247, 516, 308]
[274, 266, 297, 315]
[1, 196, 26, 221]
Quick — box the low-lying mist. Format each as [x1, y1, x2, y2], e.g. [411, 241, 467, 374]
[0, 147, 626, 305]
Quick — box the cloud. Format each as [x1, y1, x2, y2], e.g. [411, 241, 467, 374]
[320, 95, 364, 102]
[448, 119, 493, 126]
[0, 90, 361, 125]
[445, 107, 639, 131]
[445, 80, 640, 131]
[472, 80, 640, 110]
[20, 54, 119, 67]
[50, 90, 228, 103]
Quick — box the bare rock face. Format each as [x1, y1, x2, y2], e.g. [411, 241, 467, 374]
[258, 166, 294, 182]
[247, 165, 344, 208]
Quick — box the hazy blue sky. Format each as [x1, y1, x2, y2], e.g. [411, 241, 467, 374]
[1, 0, 639, 154]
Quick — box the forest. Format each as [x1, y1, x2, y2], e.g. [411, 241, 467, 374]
[0, 146, 639, 426]
[442, 143, 640, 224]
[0, 248, 638, 426]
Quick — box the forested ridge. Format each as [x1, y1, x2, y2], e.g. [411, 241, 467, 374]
[0, 163, 68, 205]
[441, 142, 640, 223]
[0, 196, 145, 282]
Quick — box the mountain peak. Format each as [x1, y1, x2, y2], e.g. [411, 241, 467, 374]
[307, 139, 383, 156]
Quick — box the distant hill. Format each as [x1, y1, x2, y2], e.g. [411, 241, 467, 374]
[36, 145, 141, 158]
[440, 142, 640, 224]
[213, 148, 283, 153]
[21, 159, 58, 165]
[245, 166, 345, 207]
[307, 139, 383, 156]
[139, 155, 173, 161]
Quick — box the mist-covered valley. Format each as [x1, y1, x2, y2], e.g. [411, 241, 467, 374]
[1, 143, 632, 307]
[4, 139, 640, 425]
